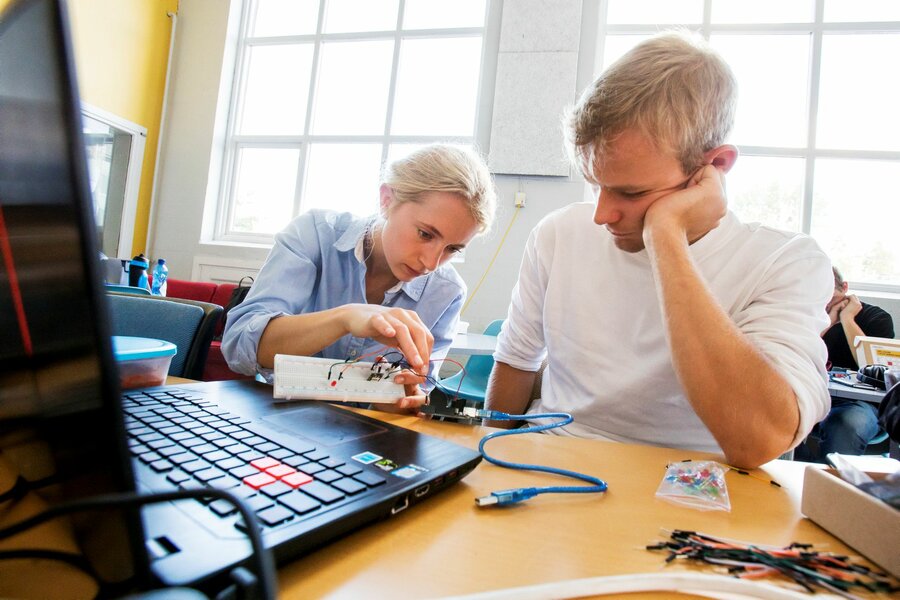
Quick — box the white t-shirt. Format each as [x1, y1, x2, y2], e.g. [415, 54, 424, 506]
[494, 202, 832, 453]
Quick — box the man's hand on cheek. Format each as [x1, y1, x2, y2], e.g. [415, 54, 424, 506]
[643, 164, 728, 245]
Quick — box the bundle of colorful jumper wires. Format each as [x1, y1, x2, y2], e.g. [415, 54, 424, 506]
[329, 348, 468, 396]
[647, 530, 897, 597]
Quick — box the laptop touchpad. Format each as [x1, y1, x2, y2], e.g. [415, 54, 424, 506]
[261, 405, 388, 446]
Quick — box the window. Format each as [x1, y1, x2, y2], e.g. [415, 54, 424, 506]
[216, 0, 489, 242]
[82, 103, 146, 260]
[596, 0, 900, 290]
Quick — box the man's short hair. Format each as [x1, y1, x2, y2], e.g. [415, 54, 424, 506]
[832, 265, 845, 289]
[566, 31, 737, 179]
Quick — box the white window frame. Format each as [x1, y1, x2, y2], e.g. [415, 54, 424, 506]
[594, 0, 900, 294]
[213, 0, 499, 246]
[81, 102, 147, 260]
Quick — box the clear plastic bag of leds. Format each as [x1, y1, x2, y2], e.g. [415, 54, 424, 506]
[655, 460, 731, 512]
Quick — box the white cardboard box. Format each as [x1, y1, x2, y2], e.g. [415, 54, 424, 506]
[853, 335, 900, 368]
[801, 466, 900, 578]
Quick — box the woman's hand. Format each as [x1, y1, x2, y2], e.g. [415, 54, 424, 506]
[341, 304, 434, 371]
[373, 369, 428, 415]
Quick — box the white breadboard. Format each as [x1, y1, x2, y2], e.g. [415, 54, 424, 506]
[273, 354, 405, 404]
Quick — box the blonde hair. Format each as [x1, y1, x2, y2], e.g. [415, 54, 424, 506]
[381, 144, 496, 234]
[566, 31, 737, 179]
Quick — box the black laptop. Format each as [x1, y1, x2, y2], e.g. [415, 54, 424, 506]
[0, 0, 481, 593]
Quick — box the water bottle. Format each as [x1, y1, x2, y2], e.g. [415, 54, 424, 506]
[151, 258, 168, 296]
[128, 254, 150, 290]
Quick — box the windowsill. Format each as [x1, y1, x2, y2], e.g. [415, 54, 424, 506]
[199, 239, 273, 251]
[855, 289, 900, 301]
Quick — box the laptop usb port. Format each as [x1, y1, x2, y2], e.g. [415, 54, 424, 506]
[391, 495, 409, 515]
[147, 536, 180, 560]
[413, 484, 430, 498]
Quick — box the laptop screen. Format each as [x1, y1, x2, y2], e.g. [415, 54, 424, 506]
[0, 0, 143, 590]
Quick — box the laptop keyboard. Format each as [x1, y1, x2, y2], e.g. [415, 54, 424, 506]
[122, 389, 387, 531]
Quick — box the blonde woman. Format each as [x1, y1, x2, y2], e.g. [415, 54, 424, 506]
[223, 144, 496, 410]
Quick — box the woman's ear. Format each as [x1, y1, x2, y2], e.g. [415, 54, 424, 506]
[704, 144, 739, 174]
[379, 184, 393, 215]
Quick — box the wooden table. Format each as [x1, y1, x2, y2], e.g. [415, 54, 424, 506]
[276, 410, 857, 599]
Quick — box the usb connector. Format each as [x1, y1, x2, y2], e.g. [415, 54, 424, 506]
[475, 487, 539, 507]
[460, 407, 491, 419]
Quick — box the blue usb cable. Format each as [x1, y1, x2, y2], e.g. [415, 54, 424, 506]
[461, 408, 608, 507]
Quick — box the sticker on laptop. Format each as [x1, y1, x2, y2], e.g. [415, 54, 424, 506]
[391, 464, 428, 479]
[351, 451, 382, 465]
[374, 458, 399, 472]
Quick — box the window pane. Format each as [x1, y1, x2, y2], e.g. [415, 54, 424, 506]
[386, 143, 429, 166]
[323, 0, 398, 33]
[711, 35, 809, 148]
[606, 0, 702, 24]
[231, 147, 300, 234]
[811, 159, 900, 286]
[311, 40, 394, 135]
[386, 142, 473, 166]
[825, 0, 900, 22]
[403, 0, 487, 30]
[711, 0, 813, 23]
[251, 0, 318, 37]
[817, 34, 900, 152]
[303, 144, 383, 216]
[391, 37, 482, 136]
[598, 35, 651, 73]
[240, 44, 313, 135]
[83, 116, 114, 225]
[727, 155, 804, 232]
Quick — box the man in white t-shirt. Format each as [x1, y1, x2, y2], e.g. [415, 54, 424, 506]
[485, 32, 833, 469]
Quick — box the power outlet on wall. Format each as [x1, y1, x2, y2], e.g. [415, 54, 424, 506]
[514, 191, 526, 208]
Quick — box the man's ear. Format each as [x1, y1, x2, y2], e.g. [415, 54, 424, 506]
[379, 184, 393, 215]
[704, 144, 739, 174]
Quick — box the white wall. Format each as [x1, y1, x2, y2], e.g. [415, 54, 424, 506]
[151, 0, 272, 283]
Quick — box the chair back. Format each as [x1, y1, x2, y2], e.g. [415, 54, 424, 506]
[106, 292, 223, 379]
[165, 278, 217, 303]
[435, 319, 504, 403]
[104, 283, 151, 295]
[463, 319, 503, 381]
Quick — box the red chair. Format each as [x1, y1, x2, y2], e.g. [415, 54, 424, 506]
[166, 279, 217, 303]
[204, 282, 252, 381]
[164, 278, 253, 382]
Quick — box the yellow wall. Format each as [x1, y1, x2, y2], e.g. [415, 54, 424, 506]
[69, 0, 179, 256]
[1, 0, 179, 256]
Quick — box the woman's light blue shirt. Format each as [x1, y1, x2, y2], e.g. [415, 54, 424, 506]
[221, 209, 465, 387]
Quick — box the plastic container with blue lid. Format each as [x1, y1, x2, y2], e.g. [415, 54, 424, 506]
[112, 335, 177, 389]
